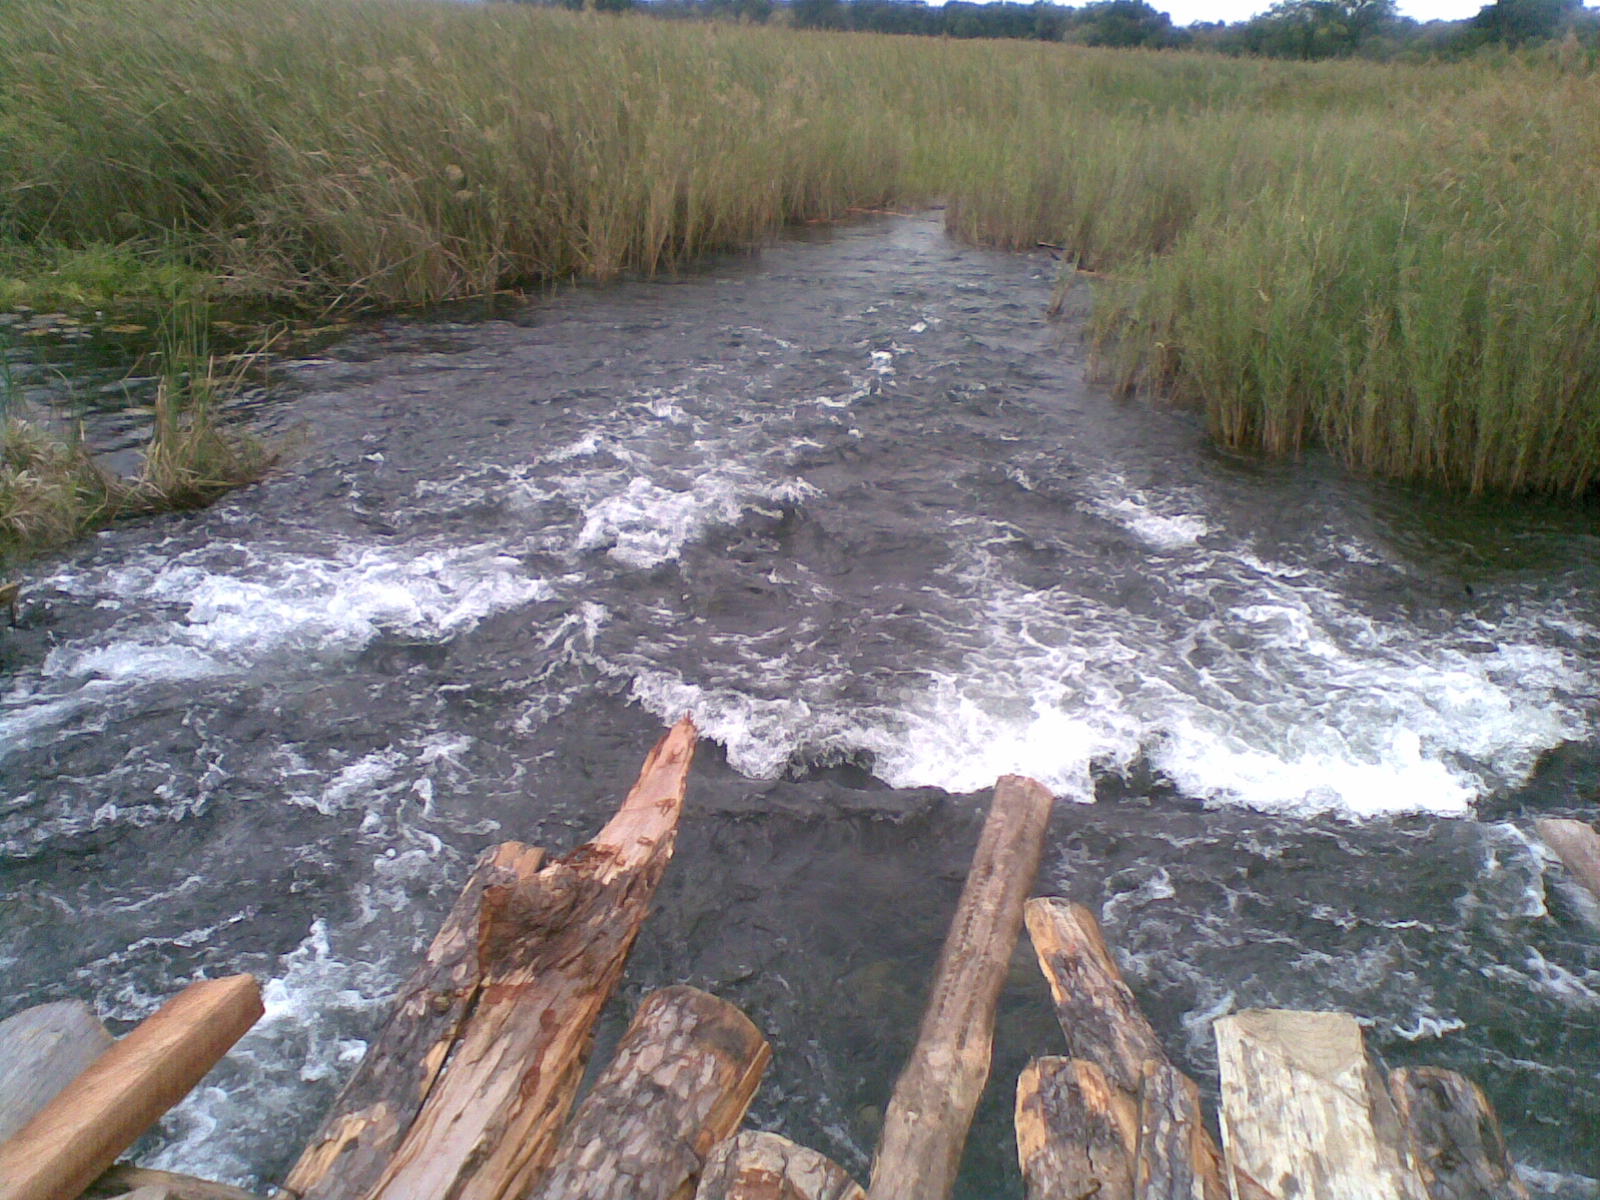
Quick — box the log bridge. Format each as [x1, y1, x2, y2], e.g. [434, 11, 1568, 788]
[0, 719, 1550, 1200]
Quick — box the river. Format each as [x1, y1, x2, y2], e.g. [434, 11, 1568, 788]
[2, 215, 1598, 1196]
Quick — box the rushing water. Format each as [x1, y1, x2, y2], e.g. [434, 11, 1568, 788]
[3, 215, 1599, 1197]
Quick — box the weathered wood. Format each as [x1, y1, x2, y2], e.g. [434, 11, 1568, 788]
[531, 986, 771, 1200]
[1214, 1009, 1427, 1200]
[867, 774, 1054, 1200]
[0, 975, 263, 1200]
[1023, 899, 1167, 1094]
[1135, 1062, 1228, 1200]
[1016, 1057, 1136, 1200]
[694, 1133, 866, 1200]
[86, 1165, 263, 1200]
[1389, 1067, 1529, 1200]
[355, 716, 698, 1200]
[1534, 818, 1600, 908]
[280, 841, 548, 1200]
[0, 1001, 115, 1143]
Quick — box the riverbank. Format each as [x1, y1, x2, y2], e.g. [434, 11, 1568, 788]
[1, 0, 1596, 503]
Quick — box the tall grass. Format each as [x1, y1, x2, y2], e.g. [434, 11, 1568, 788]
[1, 0, 1596, 493]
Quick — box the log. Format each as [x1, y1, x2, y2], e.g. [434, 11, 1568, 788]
[1389, 1067, 1529, 1200]
[530, 986, 771, 1200]
[352, 717, 697, 1200]
[694, 1133, 865, 1200]
[86, 1165, 263, 1200]
[1015, 1057, 1136, 1200]
[1213, 1009, 1426, 1200]
[867, 774, 1054, 1200]
[0, 975, 263, 1200]
[280, 841, 548, 1200]
[1024, 899, 1229, 1200]
[0, 1001, 115, 1143]
[1534, 818, 1600, 908]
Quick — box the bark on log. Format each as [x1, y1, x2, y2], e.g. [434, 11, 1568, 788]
[1214, 1009, 1426, 1200]
[867, 774, 1054, 1200]
[1135, 1062, 1228, 1200]
[1389, 1067, 1529, 1200]
[530, 986, 771, 1200]
[0, 975, 262, 1200]
[694, 1133, 865, 1200]
[280, 841, 548, 1200]
[1016, 1057, 1136, 1200]
[1534, 818, 1600, 909]
[349, 717, 697, 1200]
[86, 1166, 263, 1200]
[0, 1001, 115, 1143]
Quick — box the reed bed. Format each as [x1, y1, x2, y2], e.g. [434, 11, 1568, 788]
[1, 0, 1596, 495]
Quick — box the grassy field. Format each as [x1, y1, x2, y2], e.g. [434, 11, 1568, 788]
[1, 0, 1597, 506]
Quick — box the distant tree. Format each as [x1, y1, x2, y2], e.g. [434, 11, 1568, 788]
[1064, 0, 1179, 46]
[1241, 0, 1397, 57]
[1468, 0, 1581, 44]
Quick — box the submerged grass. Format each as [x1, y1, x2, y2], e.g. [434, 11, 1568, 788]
[0, 0, 1596, 494]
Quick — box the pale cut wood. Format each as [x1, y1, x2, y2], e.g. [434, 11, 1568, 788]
[359, 717, 698, 1200]
[1016, 1057, 1136, 1200]
[1389, 1067, 1529, 1200]
[86, 1165, 263, 1200]
[867, 774, 1054, 1200]
[280, 841, 547, 1200]
[694, 1133, 866, 1200]
[0, 1001, 115, 1143]
[530, 986, 771, 1200]
[0, 975, 262, 1200]
[1534, 818, 1600, 908]
[1214, 1009, 1427, 1200]
[1136, 1062, 1229, 1200]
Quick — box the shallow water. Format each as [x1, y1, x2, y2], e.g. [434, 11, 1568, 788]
[2, 215, 1598, 1195]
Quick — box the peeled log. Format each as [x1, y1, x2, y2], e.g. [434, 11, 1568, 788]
[359, 716, 697, 1200]
[694, 1133, 865, 1200]
[280, 841, 547, 1200]
[530, 986, 771, 1200]
[1534, 818, 1600, 909]
[1389, 1067, 1529, 1200]
[1016, 1057, 1136, 1200]
[867, 775, 1054, 1200]
[1214, 1009, 1427, 1200]
[0, 1001, 114, 1144]
[0, 975, 262, 1200]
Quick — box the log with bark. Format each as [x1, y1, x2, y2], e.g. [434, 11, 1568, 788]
[279, 716, 698, 1200]
[1389, 1067, 1529, 1200]
[694, 1133, 865, 1200]
[0, 975, 262, 1200]
[867, 774, 1054, 1200]
[530, 985, 770, 1200]
[1015, 1056, 1136, 1200]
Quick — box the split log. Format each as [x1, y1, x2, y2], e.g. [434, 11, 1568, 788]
[0, 975, 263, 1200]
[0, 1001, 115, 1143]
[694, 1132, 865, 1200]
[280, 841, 548, 1200]
[86, 1166, 263, 1200]
[1534, 818, 1600, 908]
[311, 717, 697, 1200]
[530, 986, 771, 1200]
[1389, 1067, 1529, 1200]
[1015, 1057, 1136, 1200]
[867, 774, 1054, 1200]
[1214, 1009, 1427, 1200]
[1023, 900, 1229, 1200]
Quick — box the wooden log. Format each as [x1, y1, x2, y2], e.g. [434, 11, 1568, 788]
[530, 986, 771, 1200]
[1015, 1057, 1136, 1200]
[354, 717, 698, 1200]
[0, 975, 263, 1200]
[1214, 1009, 1427, 1200]
[86, 1165, 263, 1200]
[1389, 1067, 1529, 1200]
[867, 774, 1054, 1200]
[694, 1132, 865, 1200]
[1024, 899, 1230, 1200]
[1534, 818, 1600, 908]
[280, 841, 548, 1200]
[0, 1001, 115, 1143]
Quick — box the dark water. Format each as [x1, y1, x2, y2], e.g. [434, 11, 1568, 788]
[3, 216, 1598, 1196]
